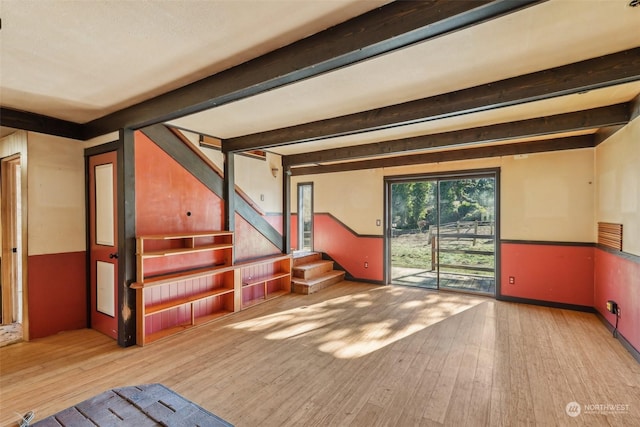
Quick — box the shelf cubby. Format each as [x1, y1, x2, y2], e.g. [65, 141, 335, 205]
[132, 231, 292, 345]
[238, 254, 292, 309]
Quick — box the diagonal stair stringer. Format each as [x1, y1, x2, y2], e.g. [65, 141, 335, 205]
[140, 124, 283, 251]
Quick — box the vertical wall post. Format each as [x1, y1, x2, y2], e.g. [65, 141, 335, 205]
[224, 152, 235, 258]
[120, 128, 137, 347]
[283, 165, 291, 254]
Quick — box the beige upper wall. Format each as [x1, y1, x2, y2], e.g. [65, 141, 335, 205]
[180, 130, 283, 213]
[500, 149, 595, 242]
[293, 168, 385, 234]
[292, 148, 596, 242]
[28, 132, 86, 255]
[596, 117, 640, 256]
[235, 153, 283, 214]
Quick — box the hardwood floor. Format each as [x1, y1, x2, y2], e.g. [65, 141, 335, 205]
[1, 282, 639, 426]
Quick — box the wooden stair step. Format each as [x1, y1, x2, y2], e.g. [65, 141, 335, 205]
[292, 260, 334, 279]
[292, 251, 322, 266]
[292, 270, 345, 295]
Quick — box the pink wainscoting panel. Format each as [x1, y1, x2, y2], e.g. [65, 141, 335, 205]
[500, 242, 594, 307]
[313, 213, 383, 282]
[28, 252, 87, 339]
[290, 214, 298, 252]
[594, 248, 640, 353]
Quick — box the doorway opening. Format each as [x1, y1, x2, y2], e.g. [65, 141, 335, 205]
[88, 151, 119, 339]
[386, 170, 498, 295]
[297, 182, 314, 252]
[1, 155, 24, 344]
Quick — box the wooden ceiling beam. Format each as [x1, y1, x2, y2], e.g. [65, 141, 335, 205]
[82, 0, 544, 139]
[284, 103, 630, 166]
[225, 48, 640, 153]
[0, 107, 84, 140]
[289, 134, 595, 176]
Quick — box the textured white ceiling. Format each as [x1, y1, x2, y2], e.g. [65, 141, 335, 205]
[1, 0, 639, 157]
[0, 0, 388, 123]
[167, 0, 640, 156]
[269, 81, 640, 156]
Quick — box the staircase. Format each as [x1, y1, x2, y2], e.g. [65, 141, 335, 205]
[292, 252, 345, 295]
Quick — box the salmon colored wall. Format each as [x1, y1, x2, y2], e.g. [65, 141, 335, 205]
[28, 252, 86, 339]
[594, 249, 640, 352]
[135, 132, 224, 236]
[235, 213, 281, 262]
[264, 214, 283, 234]
[135, 132, 225, 280]
[313, 213, 383, 282]
[290, 213, 298, 252]
[135, 131, 282, 334]
[500, 242, 594, 307]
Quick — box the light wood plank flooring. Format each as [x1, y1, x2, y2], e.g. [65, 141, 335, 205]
[1, 282, 639, 426]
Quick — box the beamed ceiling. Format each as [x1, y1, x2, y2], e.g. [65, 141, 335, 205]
[1, 0, 640, 175]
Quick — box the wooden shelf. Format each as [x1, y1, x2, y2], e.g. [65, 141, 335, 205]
[243, 271, 291, 287]
[139, 231, 234, 240]
[131, 264, 234, 289]
[136, 232, 233, 285]
[140, 243, 234, 258]
[145, 287, 234, 315]
[242, 290, 289, 309]
[239, 255, 292, 310]
[134, 231, 236, 346]
[133, 230, 292, 345]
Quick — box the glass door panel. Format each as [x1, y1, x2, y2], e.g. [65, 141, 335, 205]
[389, 180, 437, 289]
[437, 177, 496, 294]
[387, 173, 496, 295]
[297, 183, 314, 252]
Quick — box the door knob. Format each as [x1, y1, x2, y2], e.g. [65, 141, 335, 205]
[109, 253, 119, 259]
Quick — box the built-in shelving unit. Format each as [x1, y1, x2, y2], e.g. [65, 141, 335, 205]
[238, 254, 292, 309]
[132, 231, 292, 345]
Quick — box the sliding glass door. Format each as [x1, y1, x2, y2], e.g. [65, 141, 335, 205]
[387, 171, 497, 295]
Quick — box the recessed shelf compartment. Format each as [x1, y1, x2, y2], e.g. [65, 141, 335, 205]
[132, 231, 292, 345]
[133, 231, 236, 345]
[238, 254, 292, 310]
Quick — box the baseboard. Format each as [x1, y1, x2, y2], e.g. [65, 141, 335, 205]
[496, 295, 596, 313]
[344, 276, 385, 285]
[319, 252, 385, 285]
[595, 311, 640, 364]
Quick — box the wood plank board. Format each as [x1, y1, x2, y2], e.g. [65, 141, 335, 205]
[2, 283, 640, 426]
[140, 243, 233, 258]
[138, 231, 233, 240]
[598, 222, 623, 250]
[131, 264, 234, 288]
[243, 272, 290, 287]
[145, 288, 234, 315]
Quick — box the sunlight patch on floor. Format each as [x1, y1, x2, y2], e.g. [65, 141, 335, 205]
[228, 286, 488, 359]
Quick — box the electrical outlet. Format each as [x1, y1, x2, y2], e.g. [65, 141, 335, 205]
[376, 219, 381, 226]
[364, 261, 369, 268]
[509, 276, 515, 284]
